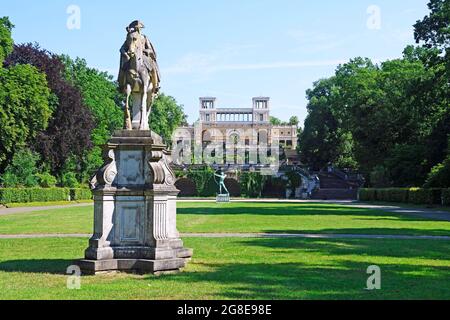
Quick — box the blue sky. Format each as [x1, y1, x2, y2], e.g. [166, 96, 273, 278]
[3, 0, 430, 125]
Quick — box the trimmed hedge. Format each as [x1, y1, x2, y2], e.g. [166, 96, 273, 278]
[358, 189, 377, 201]
[0, 188, 71, 204]
[0, 187, 93, 204]
[70, 188, 93, 201]
[442, 189, 450, 206]
[359, 188, 444, 205]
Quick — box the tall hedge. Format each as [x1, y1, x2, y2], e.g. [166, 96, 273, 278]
[359, 188, 443, 205]
[0, 188, 70, 204]
[442, 189, 450, 206]
[70, 188, 92, 201]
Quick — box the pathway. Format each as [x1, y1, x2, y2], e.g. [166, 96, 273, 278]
[0, 233, 449, 241]
[1, 200, 449, 221]
[0, 203, 93, 216]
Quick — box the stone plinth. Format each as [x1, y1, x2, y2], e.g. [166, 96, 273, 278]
[216, 194, 230, 203]
[77, 130, 192, 275]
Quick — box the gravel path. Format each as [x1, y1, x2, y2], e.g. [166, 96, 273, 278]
[0, 200, 449, 221]
[0, 233, 449, 241]
[0, 203, 93, 216]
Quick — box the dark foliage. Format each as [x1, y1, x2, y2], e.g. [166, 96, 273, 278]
[5, 43, 95, 174]
[224, 178, 241, 197]
[175, 178, 197, 197]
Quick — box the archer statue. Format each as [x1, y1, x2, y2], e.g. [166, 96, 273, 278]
[214, 170, 229, 195]
[118, 20, 161, 130]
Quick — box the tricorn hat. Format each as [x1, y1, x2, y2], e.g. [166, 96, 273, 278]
[128, 20, 145, 30]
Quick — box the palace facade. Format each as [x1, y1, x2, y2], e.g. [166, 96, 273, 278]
[176, 97, 298, 152]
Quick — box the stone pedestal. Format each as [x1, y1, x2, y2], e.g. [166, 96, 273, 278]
[77, 130, 192, 275]
[216, 194, 230, 203]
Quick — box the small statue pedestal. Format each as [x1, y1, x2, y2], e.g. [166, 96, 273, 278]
[76, 130, 192, 275]
[216, 194, 230, 203]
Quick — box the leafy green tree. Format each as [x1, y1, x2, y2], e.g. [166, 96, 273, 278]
[288, 116, 299, 126]
[61, 56, 124, 182]
[270, 116, 282, 125]
[0, 17, 13, 65]
[0, 64, 51, 170]
[61, 56, 123, 146]
[5, 43, 95, 176]
[424, 154, 450, 188]
[414, 0, 450, 52]
[0, 148, 40, 187]
[150, 94, 188, 144]
[299, 77, 356, 170]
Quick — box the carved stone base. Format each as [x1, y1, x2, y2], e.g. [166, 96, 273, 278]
[77, 130, 192, 275]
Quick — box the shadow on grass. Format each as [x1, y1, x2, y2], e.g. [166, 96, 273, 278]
[147, 238, 450, 299]
[1, 238, 449, 299]
[263, 228, 450, 237]
[178, 204, 427, 221]
[239, 237, 450, 260]
[0, 259, 74, 275]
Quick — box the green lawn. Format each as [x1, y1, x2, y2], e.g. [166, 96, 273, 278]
[0, 202, 449, 236]
[0, 237, 449, 300]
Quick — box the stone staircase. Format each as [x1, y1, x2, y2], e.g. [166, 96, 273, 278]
[310, 172, 360, 200]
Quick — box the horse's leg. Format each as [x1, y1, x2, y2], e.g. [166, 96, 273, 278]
[125, 84, 132, 130]
[139, 91, 147, 130]
[139, 77, 150, 130]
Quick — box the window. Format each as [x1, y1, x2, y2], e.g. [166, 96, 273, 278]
[205, 114, 210, 122]
[260, 114, 264, 122]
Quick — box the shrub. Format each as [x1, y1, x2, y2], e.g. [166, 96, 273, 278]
[224, 178, 241, 197]
[1, 148, 40, 187]
[61, 172, 79, 188]
[408, 188, 433, 205]
[358, 188, 377, 201]
[201, 176, 217, 197]
[0, 188, 31, 204]
[442, 189, 450, 206]
[175, 178, 197, 197]
[36, 172, 57, 188]
[70, 188, 92, 201]
[0, 188, 70, 204]
[378, 188, 409, 202]
[262, 178, 286, 198]
[187, 167, 214, 196]
[424, 156, 450, 188]
[0, 172, 20, 188]
[240, 172, 267, 198]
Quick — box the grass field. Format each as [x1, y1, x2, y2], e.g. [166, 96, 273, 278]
[0, 237, 449, 300]
[0, 202, 449, 236]
[0, 202, 449, 300]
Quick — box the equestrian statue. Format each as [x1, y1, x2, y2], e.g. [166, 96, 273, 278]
[118, 20, 161, 130]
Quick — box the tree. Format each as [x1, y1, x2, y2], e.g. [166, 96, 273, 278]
[414, 0, 450, 51]
[0, 17, 13, 65]
[270, 116, 282, 126]
[299, 77, 356, 171]
[1, 148, 40, 187]
[424, 153, 450, 187]
[288, 116, 299, 126]
[150, 93, 187, 144]
[5, 43, 95, 176]
[61, 56, 123, 182]
[0, 64, 51, 170]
